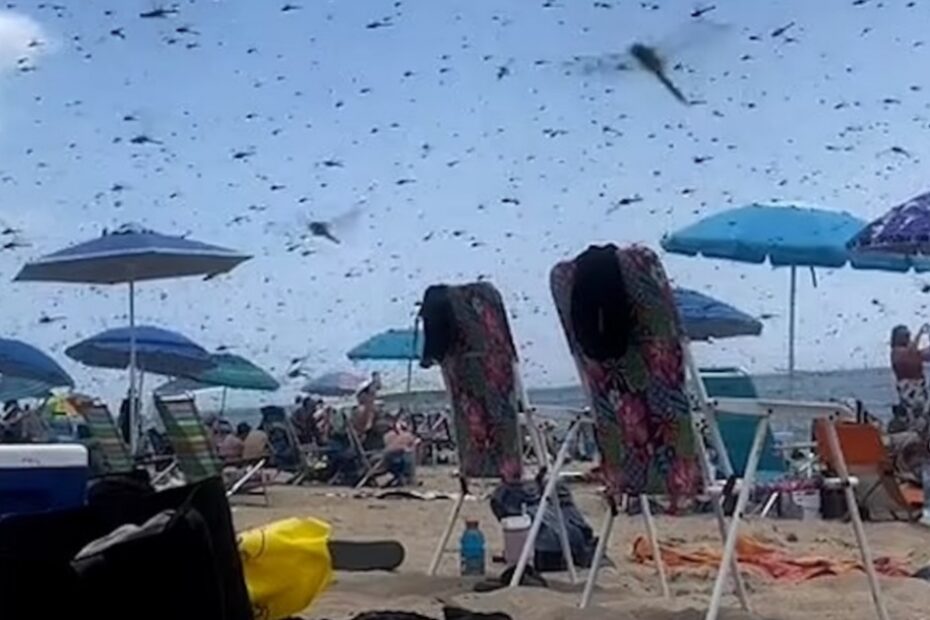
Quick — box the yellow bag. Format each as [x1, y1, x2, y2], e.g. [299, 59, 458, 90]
[238, 517, 333, 620]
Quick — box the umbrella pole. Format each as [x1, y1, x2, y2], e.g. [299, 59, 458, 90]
[788, 265, 797, 385]
[128, 279, 138, 455]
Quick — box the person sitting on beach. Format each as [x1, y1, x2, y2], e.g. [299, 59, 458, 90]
[217, 423, 245, 462]
[242, 422, 270, 461]
[381, 418, 420, 486]
[292, 396, 322, 446]
[890, 324, 930, 525]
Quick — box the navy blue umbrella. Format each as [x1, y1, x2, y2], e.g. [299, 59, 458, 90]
[673, 288, 762, 341]
[65, 326, 214, 376]
[16, 224, 249, 450]
[0, 338, 73, 388]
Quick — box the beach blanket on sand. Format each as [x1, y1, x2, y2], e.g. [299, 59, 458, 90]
[631, 535, 910, 582]
[419, 282, 522, 481]
[550, 244, 699, 502]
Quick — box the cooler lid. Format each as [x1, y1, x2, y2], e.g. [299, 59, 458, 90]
[0, 444, 88, 468]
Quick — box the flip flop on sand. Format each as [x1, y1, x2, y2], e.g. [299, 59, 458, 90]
[329, 540, 406, 572]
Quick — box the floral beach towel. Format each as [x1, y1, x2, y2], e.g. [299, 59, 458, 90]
[419, 282, 523, 482]
[550, 244, 699, 503]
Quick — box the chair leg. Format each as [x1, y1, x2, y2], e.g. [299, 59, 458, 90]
[428, 479, 467, 576]
[226, 459, 267, 498]
[640, 495, 670, 598]
[510, 421, 577, 588]
[705, 416, 768, 620]
[545, 421, 580, 584]
[580, 497, 617, 609]
[823, 421, 891, 620]
[760, 492, 779, 518]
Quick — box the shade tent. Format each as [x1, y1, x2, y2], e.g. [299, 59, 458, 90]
[0, 338, 74, 388]
[15, 224, 249, 451]
[662, 203, 930, 377]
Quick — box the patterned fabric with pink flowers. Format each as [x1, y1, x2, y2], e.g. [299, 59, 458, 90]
[550, 245, 699, 503]
[419, 282, 523, 482]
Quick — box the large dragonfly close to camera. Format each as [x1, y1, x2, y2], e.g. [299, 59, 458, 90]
[567, 19, 731, 105]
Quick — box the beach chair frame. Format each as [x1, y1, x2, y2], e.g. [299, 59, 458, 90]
[426, 366, 580, 581]
[705, 395, 890, 620]
[153, 394, 270, 505]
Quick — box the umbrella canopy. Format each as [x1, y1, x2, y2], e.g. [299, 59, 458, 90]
[661, 203, 923, 378]
[348, 328, 422, 361]
[661, 204, 866, 267]
[15, 224, 250, 284]
[175, 353, 279, 391]
[0, 376, 57, 401]
[66, 326, 214, 376]
[0, 338, 73, 387]
[673, 288, 762, 341]
[848, 191, 930, 263]
[301, 371, 365, 397]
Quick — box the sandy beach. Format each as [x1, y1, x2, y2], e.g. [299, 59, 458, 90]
[233, 469, 930, 620]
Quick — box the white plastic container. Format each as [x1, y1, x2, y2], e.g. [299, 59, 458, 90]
[792, 489, 821, 521]
[0, 444, 88, 517]
[501, 514, 532, 566]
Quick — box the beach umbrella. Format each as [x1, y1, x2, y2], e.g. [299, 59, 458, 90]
[673, 288, 762, 341]
[848, 191, 930, 264]
[347, 328, 422, 361]
[156, 352, 279, 410]
[65, 325, 214, 376]
[301, 371, 365, 397]
[661, 203, 927, 378]
[0, 377, 58, 401]
[15, 224, 249, 450]
[0, 338, 73, 388]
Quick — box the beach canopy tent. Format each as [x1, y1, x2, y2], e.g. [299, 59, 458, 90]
[15, 224, 249, 451]
[662, 203, 930, 378]
[0, 338, 73, 388]
[301, 371, 365, 397]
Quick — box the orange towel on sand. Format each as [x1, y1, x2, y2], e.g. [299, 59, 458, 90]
[632, 535, 910, 583]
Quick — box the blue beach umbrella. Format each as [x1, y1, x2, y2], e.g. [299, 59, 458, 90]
[673, 288, 762, 341]
[0, 338, 73, 388]
[15, 224, 249, 450]
[65, 326, 214, 376]
[347, 328, 422, 361]
[661, 203, 928, 377]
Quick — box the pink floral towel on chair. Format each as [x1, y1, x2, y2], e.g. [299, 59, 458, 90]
[419, 281, 523, 482]
[550, 244, 699, 505]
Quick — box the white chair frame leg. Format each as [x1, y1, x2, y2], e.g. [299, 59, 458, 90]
[427, 477, 468, 576]
[509, 419, 580, 587]
[641, 494, 670, 598]
[580, 495, 618, 609]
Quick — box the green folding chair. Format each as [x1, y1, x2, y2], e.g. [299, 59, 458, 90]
[154, 394, 269, 504]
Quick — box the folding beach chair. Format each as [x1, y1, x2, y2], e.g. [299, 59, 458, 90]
[153, 394, 269, 504]
[259, 405, 319, 485]
[420, 281, 577, 579]
[701, 368, 801, 517]
[75, 399, 176, 485]
[547, 244, 712, 607]
[814, 419, 922, 521]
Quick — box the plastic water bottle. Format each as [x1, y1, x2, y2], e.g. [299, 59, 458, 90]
[460, 519, 486, 576]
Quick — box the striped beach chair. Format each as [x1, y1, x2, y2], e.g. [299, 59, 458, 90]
[153, 394, 269, 504]
[75, 400, 135, 476]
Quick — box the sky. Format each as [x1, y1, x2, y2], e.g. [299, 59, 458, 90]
[1, 0, 930, 403]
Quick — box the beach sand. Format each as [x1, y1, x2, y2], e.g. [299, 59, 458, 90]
[233, 469, 930, 620]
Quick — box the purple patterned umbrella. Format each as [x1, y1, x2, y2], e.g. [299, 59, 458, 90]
[848, 191, 930, 255]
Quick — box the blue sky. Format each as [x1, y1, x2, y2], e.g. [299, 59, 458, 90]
[1, 0, 930, 402]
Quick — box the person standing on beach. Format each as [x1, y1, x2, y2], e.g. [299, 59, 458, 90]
[890, 324, 930, 524]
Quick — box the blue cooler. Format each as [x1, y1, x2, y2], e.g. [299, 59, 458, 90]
[0, 444, 88, 517]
